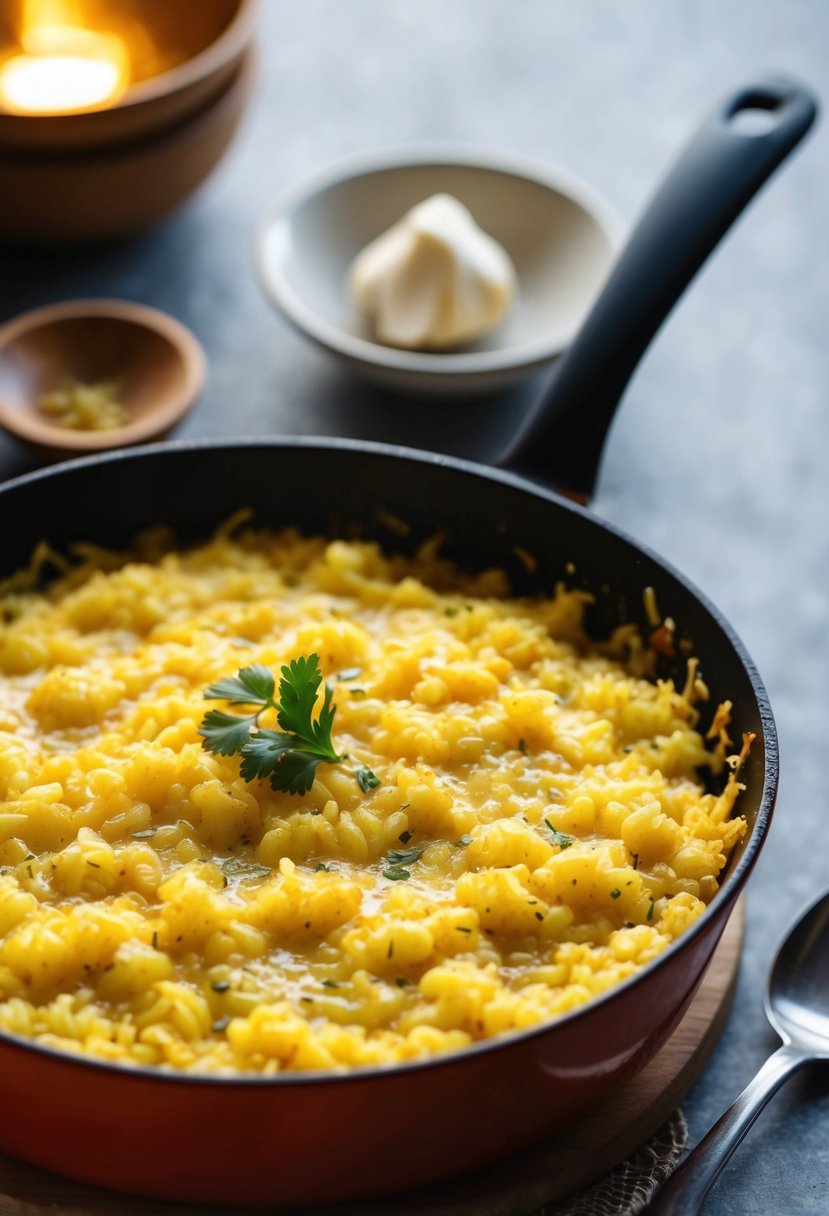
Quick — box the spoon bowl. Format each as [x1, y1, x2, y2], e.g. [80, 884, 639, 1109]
[0, 299, 206, 456]
[767, 889, 829, 1055]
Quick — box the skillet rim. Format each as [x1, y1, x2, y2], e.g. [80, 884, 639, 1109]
[0, 435, 778, 1087]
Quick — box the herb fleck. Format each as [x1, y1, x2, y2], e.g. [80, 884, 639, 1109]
[211, 980, 231, 993]
[221, 857, 271, 881]
[383, 865, 411, 881]
[355, 766, 381, 793]
[610, 888, 621, 900]
[544, 818, 574, 849]
[387, 846, 425, 867]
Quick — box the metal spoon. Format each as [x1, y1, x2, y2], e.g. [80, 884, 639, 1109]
[650, 888, 829, 1214]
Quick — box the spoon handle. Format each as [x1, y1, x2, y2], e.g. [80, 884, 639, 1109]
[649, 1042, 808, 1215]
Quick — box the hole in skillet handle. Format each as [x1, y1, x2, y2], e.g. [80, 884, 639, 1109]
[728, 87, 788, 135]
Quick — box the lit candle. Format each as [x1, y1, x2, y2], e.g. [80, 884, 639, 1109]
[0, 1, 129, 115]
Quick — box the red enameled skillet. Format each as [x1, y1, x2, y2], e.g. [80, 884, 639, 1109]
[0, 79, 817, 1206]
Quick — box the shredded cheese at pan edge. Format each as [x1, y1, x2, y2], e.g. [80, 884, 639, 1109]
[0, 527, 748, 1074]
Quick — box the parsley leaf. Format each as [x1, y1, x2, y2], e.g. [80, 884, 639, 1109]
[239, 728, 303, 782]
[200, 708, 259, 756]
[204, 664, 275, 707]
[276, 657, 337, 751]
[267, 746, 330, 797]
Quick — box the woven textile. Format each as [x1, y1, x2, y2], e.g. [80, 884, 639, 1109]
[542, 1112, 688, 1216]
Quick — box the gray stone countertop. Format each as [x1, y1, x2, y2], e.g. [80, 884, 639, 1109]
[0, 2, 828, 1212]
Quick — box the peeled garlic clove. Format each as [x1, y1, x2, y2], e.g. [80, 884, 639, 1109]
[349, 194, 517, 350]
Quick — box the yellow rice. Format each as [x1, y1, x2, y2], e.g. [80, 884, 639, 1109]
[0, 525, 747, 1074]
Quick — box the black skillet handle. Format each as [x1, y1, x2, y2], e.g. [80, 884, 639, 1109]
[498, 77, 818, 501]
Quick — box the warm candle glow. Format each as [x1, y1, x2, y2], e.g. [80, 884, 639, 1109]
[0, 1, 129, 115]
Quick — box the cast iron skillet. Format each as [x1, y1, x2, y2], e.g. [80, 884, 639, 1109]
[0, 79, 817, 1207]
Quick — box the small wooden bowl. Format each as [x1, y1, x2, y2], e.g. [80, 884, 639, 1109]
[0, 0, 258, 153]
[0, 299, 206, 454]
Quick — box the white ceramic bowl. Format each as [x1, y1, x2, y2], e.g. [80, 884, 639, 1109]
[254, 146, 624, 396]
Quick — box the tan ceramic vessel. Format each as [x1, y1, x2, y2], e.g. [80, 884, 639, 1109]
[0, 0, 257, 243]
[0, 298, 206, 453]
[0, 47, 254, 245]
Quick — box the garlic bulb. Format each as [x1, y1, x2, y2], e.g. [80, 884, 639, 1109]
[349, 194, 517, 350]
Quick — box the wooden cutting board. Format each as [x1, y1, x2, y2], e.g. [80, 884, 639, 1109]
[0, 904, 743, 1216]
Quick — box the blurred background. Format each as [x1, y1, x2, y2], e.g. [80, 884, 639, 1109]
[0, 2, 827, 1212]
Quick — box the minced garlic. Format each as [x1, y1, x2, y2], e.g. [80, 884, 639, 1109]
[38, 378, 125, 431]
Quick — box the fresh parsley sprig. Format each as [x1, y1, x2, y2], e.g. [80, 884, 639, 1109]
[199, 656, 380, 798]
[199, 657, 339, 796]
